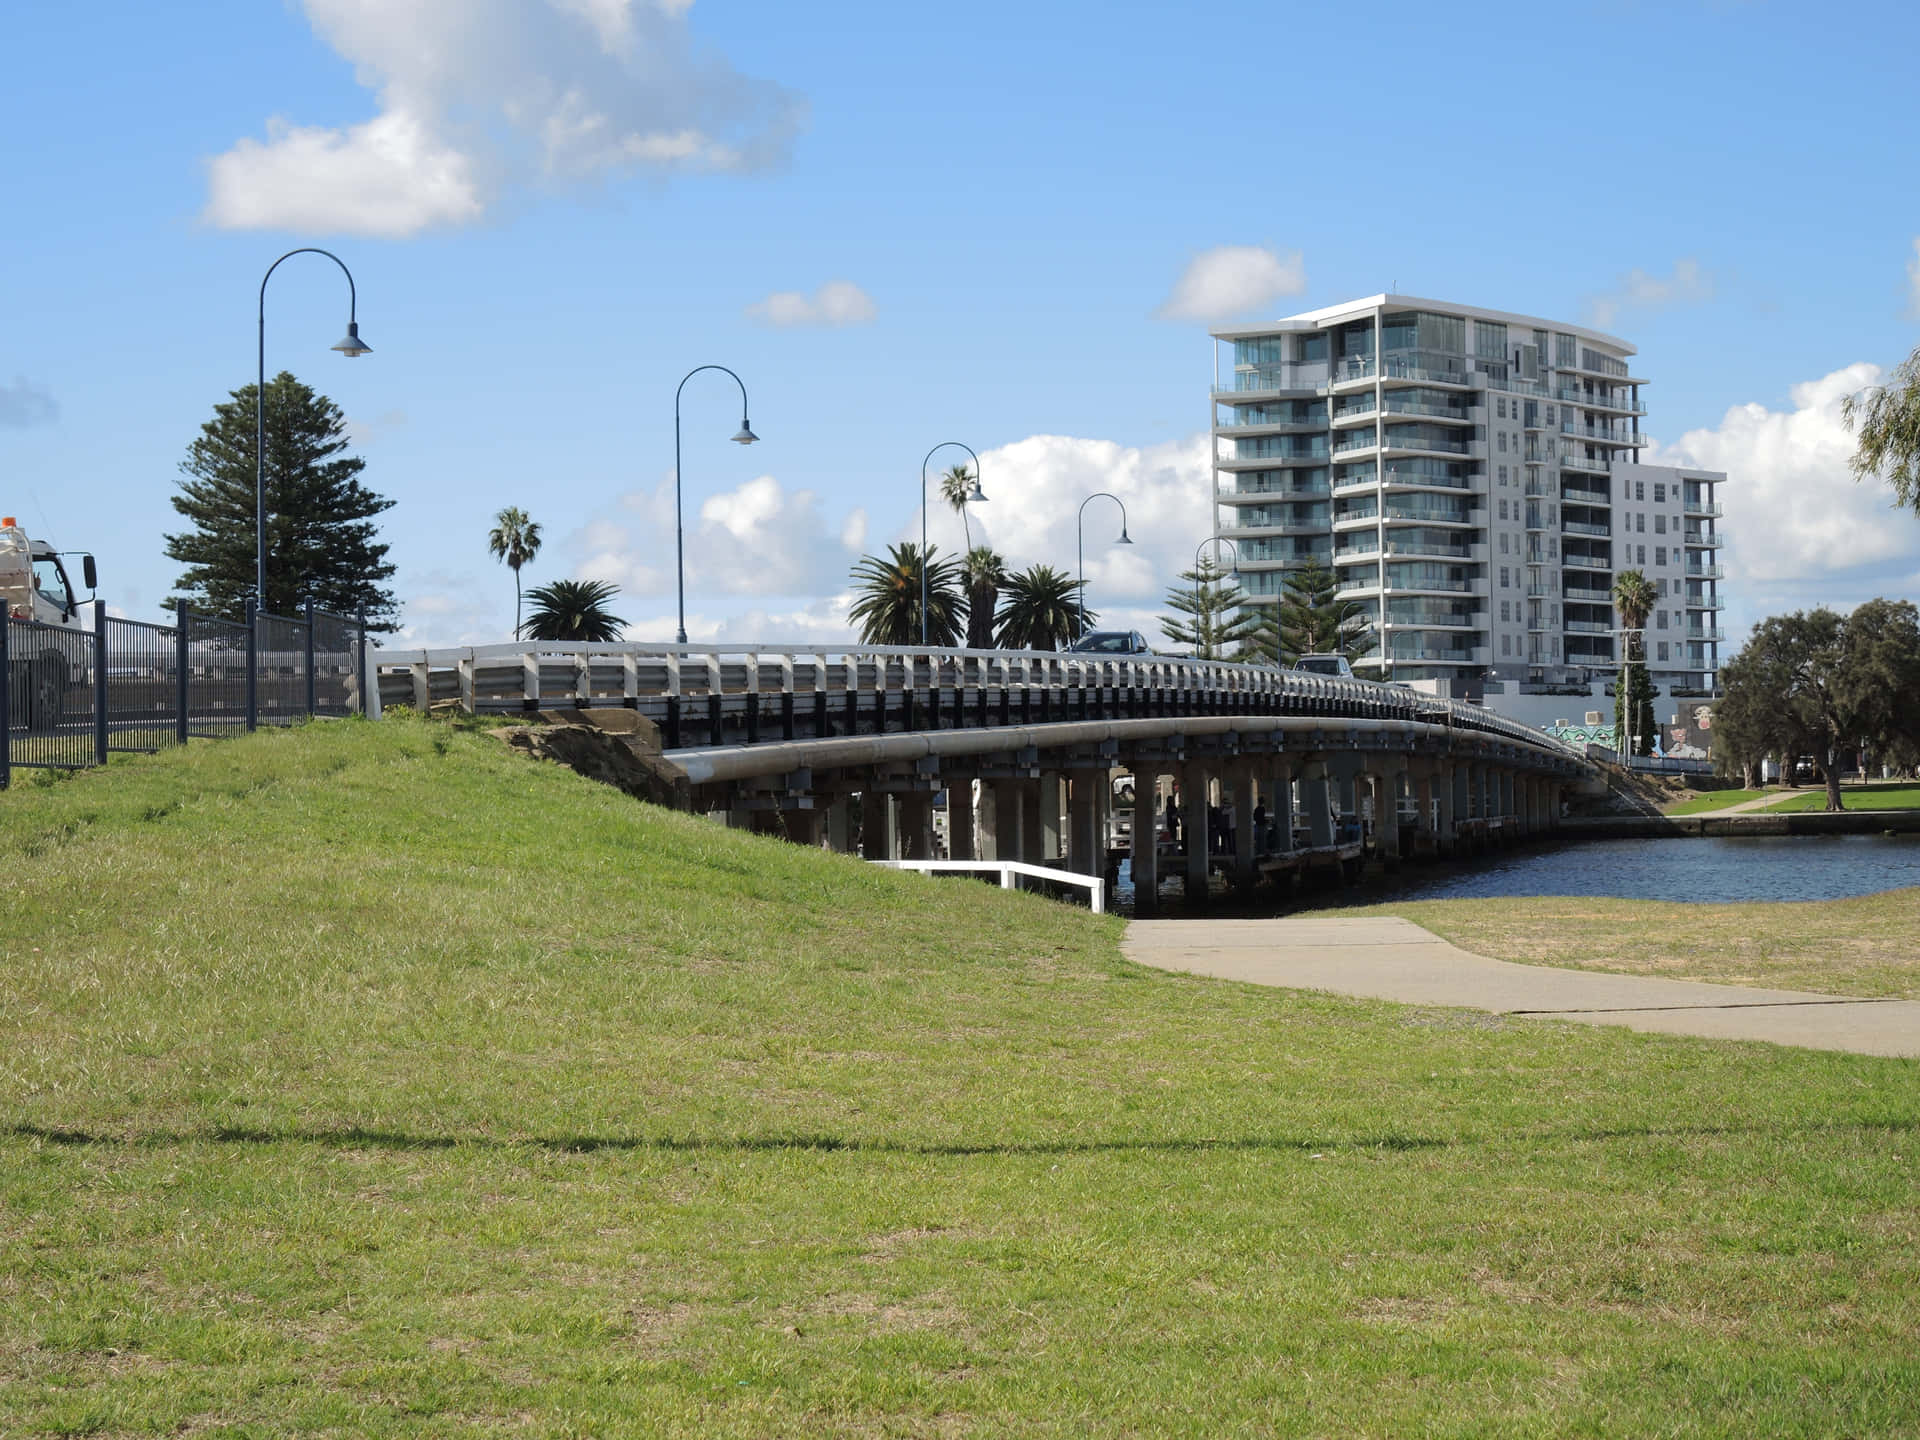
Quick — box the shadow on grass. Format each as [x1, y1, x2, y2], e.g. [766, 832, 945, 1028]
[9, 1118, 1916, 1157]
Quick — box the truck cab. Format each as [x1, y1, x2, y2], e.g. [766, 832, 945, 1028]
[1, 520, 90, 630]
[3, 518, 98, 732]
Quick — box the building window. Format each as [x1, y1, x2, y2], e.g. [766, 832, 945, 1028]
[1654, 482, 1666, 502]
[1500, 601, 1511, 622]
[1499, 532, 1509, 554]
[1551, 604, 1560, 624]
[1635, 481, 1646, 501]
[1657, 610, 1669, 630]
[1636, 513, 1646, 533]
[1545, 405, 1556, 425]
[1658, 641, 1670, 662]
[1548, 538, 1557, 557]
[1497, 431, 1507, 453]
[1498, 464, 1508, 485]
[1496, 396, 1508, 419]
[1502, 634, 1512, 656]
[1654, 514, 1666, 534]
[1500, 566, 1510, 588]
[1498, 498, 1508, 519]
[1655, 546, 1667, 566]
[1638, 545, 1647, 565]
[1658, 577, 1668, 595]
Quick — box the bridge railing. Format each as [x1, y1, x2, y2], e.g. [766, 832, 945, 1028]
[374, 640, 1583, 760]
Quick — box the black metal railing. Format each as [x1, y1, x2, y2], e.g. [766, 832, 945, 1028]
[2, 602, 370, 787]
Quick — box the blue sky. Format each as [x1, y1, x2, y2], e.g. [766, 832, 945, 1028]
[4, 0, 1918, 650]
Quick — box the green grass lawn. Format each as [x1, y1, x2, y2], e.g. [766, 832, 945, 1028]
[1762, 783, 1920, 814]
[1353, 891, 1920, 999]
[1662, 788, 1773, 815]
[4, 716, 1919, 1437]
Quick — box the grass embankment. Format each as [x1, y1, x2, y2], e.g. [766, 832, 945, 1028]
[3, 717, 1918, 1437]
[1357, 892, 1920, 1000]
[1662, 788, 1773, 815]
[1762, 783, 1920, 814]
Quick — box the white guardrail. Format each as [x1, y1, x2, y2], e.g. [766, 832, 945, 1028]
[371, 641, 1586, 760]
[872, 859, 1106, 912]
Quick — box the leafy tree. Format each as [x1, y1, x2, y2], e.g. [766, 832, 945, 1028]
[524, 578, 626, 642]
[1611, 568, 1659, 756]
[1718, 601, 1920, 810]
[961, 546, 1005, 650]
[996, 564, 1088, 651]
[1845, 345, 1920, 511]
[1252, 556, 1372, 666]
[939, 463, 979, 554]
[1160, 557, 1258, 659]
[848, 543, 964, 646]
[487, 506, 543, 639]
[165, 371, 396, 626]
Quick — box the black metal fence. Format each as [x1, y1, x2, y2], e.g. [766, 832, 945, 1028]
[2, 602, 370, 787]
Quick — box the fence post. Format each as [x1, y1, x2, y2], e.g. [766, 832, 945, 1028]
[93, 601, 109, 765]
[176, 601, 190, 744]
[0, 615, 10, 790]
[357, 610, 376, 719]
[303, 599, 317, 718]
[244, 599, 258, 732]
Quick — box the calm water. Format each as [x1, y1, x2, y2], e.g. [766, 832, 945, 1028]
[1121, 834, 1920, 910]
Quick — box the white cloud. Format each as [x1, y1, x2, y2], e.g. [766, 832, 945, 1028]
[1645, 362, 1920, 642]
[573, 472, 866, 600]
[616, 593, 857, 646]
[393, 568, 512, 647]
[1157, 246, 1306, 323]
[205, 0, 803, 237]
[0, 377, 57, 428]
[342, 408, 408, 448]
[909, 433, 1218, 630]
[745, 280, 876, 328]
[1585, 258, 1714, 330]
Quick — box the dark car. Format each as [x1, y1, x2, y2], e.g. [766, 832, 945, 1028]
[1067, 630, 1153, 656]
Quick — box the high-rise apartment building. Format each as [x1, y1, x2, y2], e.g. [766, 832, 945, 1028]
[1210, 295, 1726, 699]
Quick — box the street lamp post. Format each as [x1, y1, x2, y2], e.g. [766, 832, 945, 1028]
[674, 366, 758, 645]
[1075, 492, 1132, 635]
[919, 442, 986, 646]
[1195, 535, 1240, 575]
[257, 248, 370, 609]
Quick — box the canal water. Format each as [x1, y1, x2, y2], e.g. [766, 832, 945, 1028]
[1118, 833, 1920, 911]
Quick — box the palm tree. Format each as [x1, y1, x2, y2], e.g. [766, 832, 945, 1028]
[1612, 568, 1659, 756]
[962, 546, 1004, 650]
[996, 564, 1088, 651]
[487, 507, 543, 639]
[939, 463, 979, 553]
[847, 543, 964, 646]
[523, 578, 625, 642]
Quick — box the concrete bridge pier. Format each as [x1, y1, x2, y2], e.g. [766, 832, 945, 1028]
[898, 792, 935, 861]
[1039, 775, 1066, 864]
[947, 779, 976, 861]
[1231, 763, 1258, 892]
[824, 793, 853, 854]
[1129, 760, 1164, 915]
[1268, 760, 1295, 854]
[1182, 762, 1210, 902]
[1068, 773, 1102, 877]
[988, 780, 1025, 862]
[1303, 762, 1335, 849]
[860, 787, 891, 860]
[1375, 760, 1408, 865]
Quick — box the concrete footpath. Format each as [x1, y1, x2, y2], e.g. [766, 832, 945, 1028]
[1123, 917, 1920, 1058]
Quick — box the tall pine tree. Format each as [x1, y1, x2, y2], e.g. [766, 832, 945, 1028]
[166, 371, 397, 627]
[1160, 557, 1260, 659]
[1249, 557, 1372, 666]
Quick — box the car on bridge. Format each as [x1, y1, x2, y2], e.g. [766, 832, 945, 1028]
[1067, 629, 1153, 656]
[1292, 653, 1355, 679]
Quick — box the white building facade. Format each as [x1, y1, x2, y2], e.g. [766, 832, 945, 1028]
[1210, 295, 1726, 704]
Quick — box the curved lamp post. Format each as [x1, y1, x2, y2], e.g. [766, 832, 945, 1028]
[674, 365, 758, 644]
[1195, 535, 1240, 576]
[1075, 491, 1132, 634]
[919, 442, 985, 646]
[257, 248, 370, 607]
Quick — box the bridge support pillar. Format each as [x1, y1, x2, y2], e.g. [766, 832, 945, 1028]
[948, 780, 975, 861]
[1270, 761, 1294, 853]
[1020, 779, 1046, 863]
[1232, 765, 1258, 891]
[1447, 764, 1469, 854]
[1069, 774, 1100, 876]
[825, 794, 853, 854]
[986, 780, 1022, 862]
[1129, 762, 1162, 914]
[861, 788, 893, 860]
[1182, 763, 1210, 901]
[1305, 768, 1335, 850]
[1372, 763, 1406, 864]
[1039, 775, 1065, 864]
[898, 792, 934, 861]
[1413, 767, 1437, 855]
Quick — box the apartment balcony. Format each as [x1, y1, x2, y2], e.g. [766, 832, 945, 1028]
[1380, 539, 1485, 561]
[1682, 529, 1726, 547]
[1686, 626, 1728, 643]
[1386, 643, 1491, 666]
[1684, 596, 1726, 611]
[1214, 419, 1328, 437]
[1331, 433, 1379, 457]
[1483, 374, 1551, 397]
[1379, 354, 1476, 387]
[1215, 363, 1329, 396]
[1219, 483, 1332, 504]
[1559, 358, 1647, 385]
[1330, 358, 1378, 385]
[1563, 554, 1613, 572]
[1560, 422, 1647, 447]
[1561, 485, 1610, 505]
[1564, 520, 1611, 538]
[1685, 500, 1724, 517]
[1564, 584, 1613, 602]
[1380, 468, 1472, 491]
[1329, 406, 1377, 427]
[1560, 453, 1612, 474]
[1215, 453, 1329, 472]
[1381, 435, 1473, 457]
[1684, 563, 1725, 579]
[1381, 509, 1478, 527]
[1555, 387, 1647, 415]
[1379, 399, 1474, 424]
[1566, 619, 1613, 635]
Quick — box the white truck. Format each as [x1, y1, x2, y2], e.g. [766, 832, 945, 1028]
[1, 518, 98, 730]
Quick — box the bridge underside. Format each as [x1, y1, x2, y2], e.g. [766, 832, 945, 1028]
[666, 714, 1576, 915]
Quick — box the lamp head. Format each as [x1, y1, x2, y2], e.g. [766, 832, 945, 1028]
[1117, 527, 1133, 545]
[331, 321, 372, 358]
[967, 479, 987, 503]
[731, 419, 759, 445]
